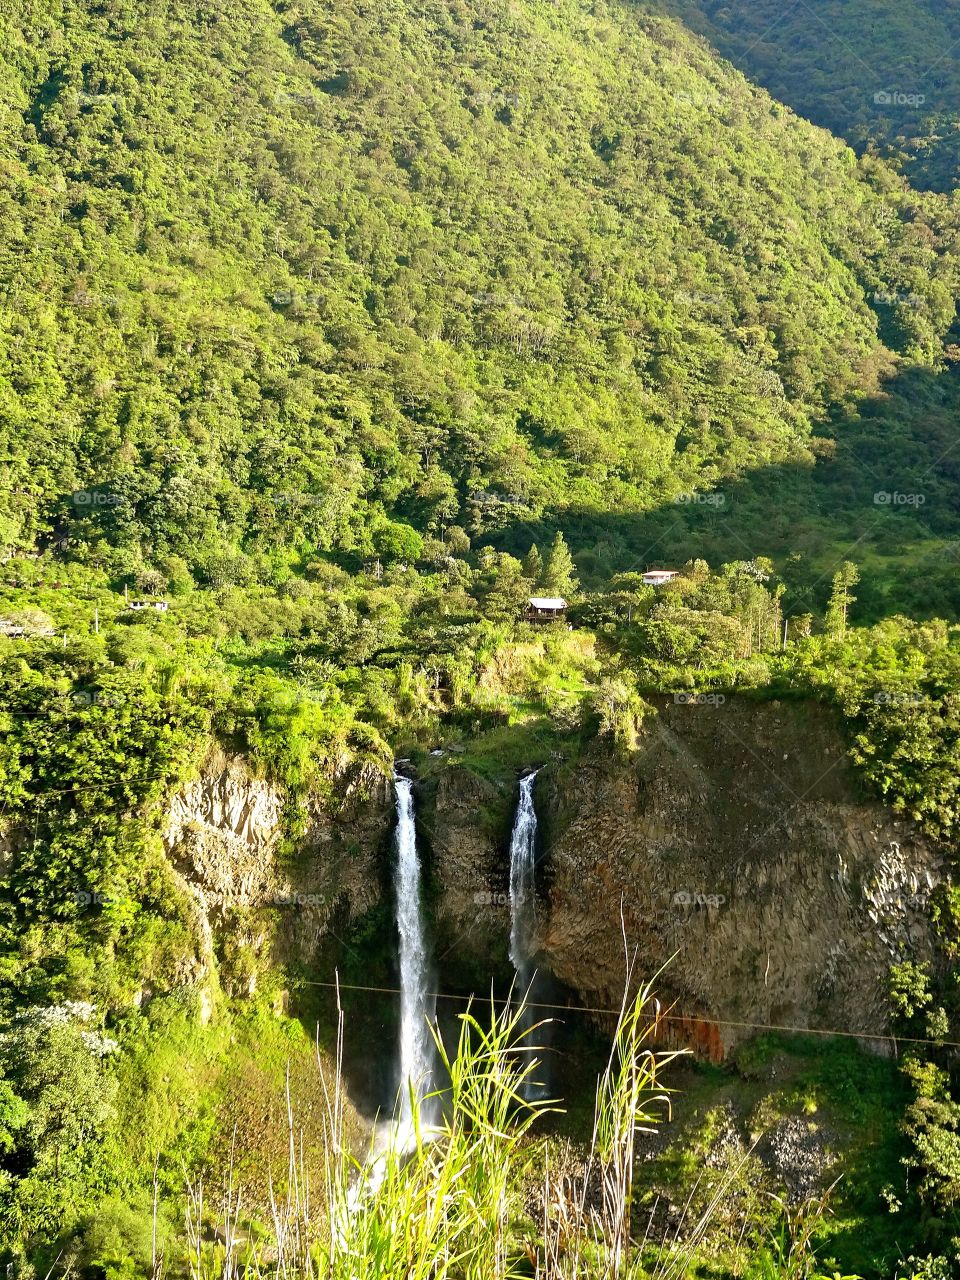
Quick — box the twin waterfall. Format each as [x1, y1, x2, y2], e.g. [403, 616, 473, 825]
[391, 767, 542, 1120]
[393, 774, 437, 1124]
[508, 771, 540, 999]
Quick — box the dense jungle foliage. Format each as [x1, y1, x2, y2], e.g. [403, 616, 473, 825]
[3, 0, 960, 580]
[671, 0, 960, 193]
[1, 0, 960, 1274]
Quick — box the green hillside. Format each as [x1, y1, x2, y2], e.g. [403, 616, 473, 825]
[1, 0, 957, 589]
[3, 0, 960, 1273]
[672, 0, 960, 191]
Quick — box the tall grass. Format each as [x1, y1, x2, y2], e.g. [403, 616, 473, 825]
[178, 970, 849, 1280]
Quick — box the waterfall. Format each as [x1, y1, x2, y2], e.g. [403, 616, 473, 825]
[508, 770, 545, 1098]
[393, 773, 436, 1125]
[509, 771, 539, 984]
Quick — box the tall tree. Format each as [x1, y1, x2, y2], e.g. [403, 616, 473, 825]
[827, 561, 860, 636]
[522, 543, 544, 588]
[542, 532, 578, 598]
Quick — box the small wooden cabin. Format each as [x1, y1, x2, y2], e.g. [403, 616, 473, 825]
[128, 599, 169, 612]
[527, 596, 568, 623]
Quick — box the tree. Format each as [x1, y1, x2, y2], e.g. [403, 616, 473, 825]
[590, 675, 649, 751]
[522, 543, 544, 587]
[890, 960, 934, 1023]
[542, 532, 578, 598]
[2, 607, 55, 637]
[134, 568, 166, 595]
[373, 519, 424, 564]
[443, 525, 471, 555]
[0, 1079, 28, 1154]
[901, 1057, 960, 1211]
[827, 561, 859, 636]
[475, 552, 528, 620]
[0, 1004, 118, 1186]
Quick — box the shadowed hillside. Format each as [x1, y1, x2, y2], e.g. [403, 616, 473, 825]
[669, 0, 960, 190]
[0, 0, 957, 586]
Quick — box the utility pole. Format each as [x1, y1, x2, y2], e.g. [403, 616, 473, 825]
[94, 603, 99, 635]
[782, 617, 789, 650]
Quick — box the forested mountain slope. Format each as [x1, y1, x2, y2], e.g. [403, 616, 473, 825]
[1, 0, 957, 585]
[671, 0, 960, 191]
[4, 0, 960, 1272]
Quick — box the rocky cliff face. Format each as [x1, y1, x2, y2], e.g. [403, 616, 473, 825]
[417, 764, 518, 983]
[161, 700, 942, 1055]
[162, 748, 393, 998]
[536, 699, 942, 1055]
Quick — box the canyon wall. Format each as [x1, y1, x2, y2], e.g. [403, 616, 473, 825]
[162, 700, 943, 1054]
[162, 747, 393, 999]
[537, 698, 941, 1055]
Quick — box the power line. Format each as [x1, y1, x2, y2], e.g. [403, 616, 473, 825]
[301, 979, 960, 1051]
[0, 774, 950, 1052]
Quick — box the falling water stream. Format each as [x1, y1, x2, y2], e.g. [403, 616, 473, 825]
[393, 772, 436, 1126]
[508, 770, 546, 1098]
[509, 771, 539, 985]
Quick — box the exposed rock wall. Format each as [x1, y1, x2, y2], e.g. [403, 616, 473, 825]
[419, 766, 516, 979]
[159, 700, 943, 1055]
[162, 749, 393, 994]
[536, 699, 942, 1054]
[165, 749, 284, 909]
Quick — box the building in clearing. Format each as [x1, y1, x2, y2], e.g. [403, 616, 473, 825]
[0, 616, 55, 638]
[128, 599, 169, 612]
[527, 596, 568, 622]
[641, 570, 679, 587]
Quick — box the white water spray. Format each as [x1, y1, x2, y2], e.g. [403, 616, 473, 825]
[509, 771, 539, 982]
[508, 770, 545, 1097]
[393, 773, 436, 1126]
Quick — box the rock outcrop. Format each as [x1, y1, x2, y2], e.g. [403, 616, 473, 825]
[162, 748, 392, 995]
[537, 698, 942, 1055]
[159, 699, 943, 1055]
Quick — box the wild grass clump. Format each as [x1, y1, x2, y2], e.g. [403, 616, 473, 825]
[180, 966, 851, 1280]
